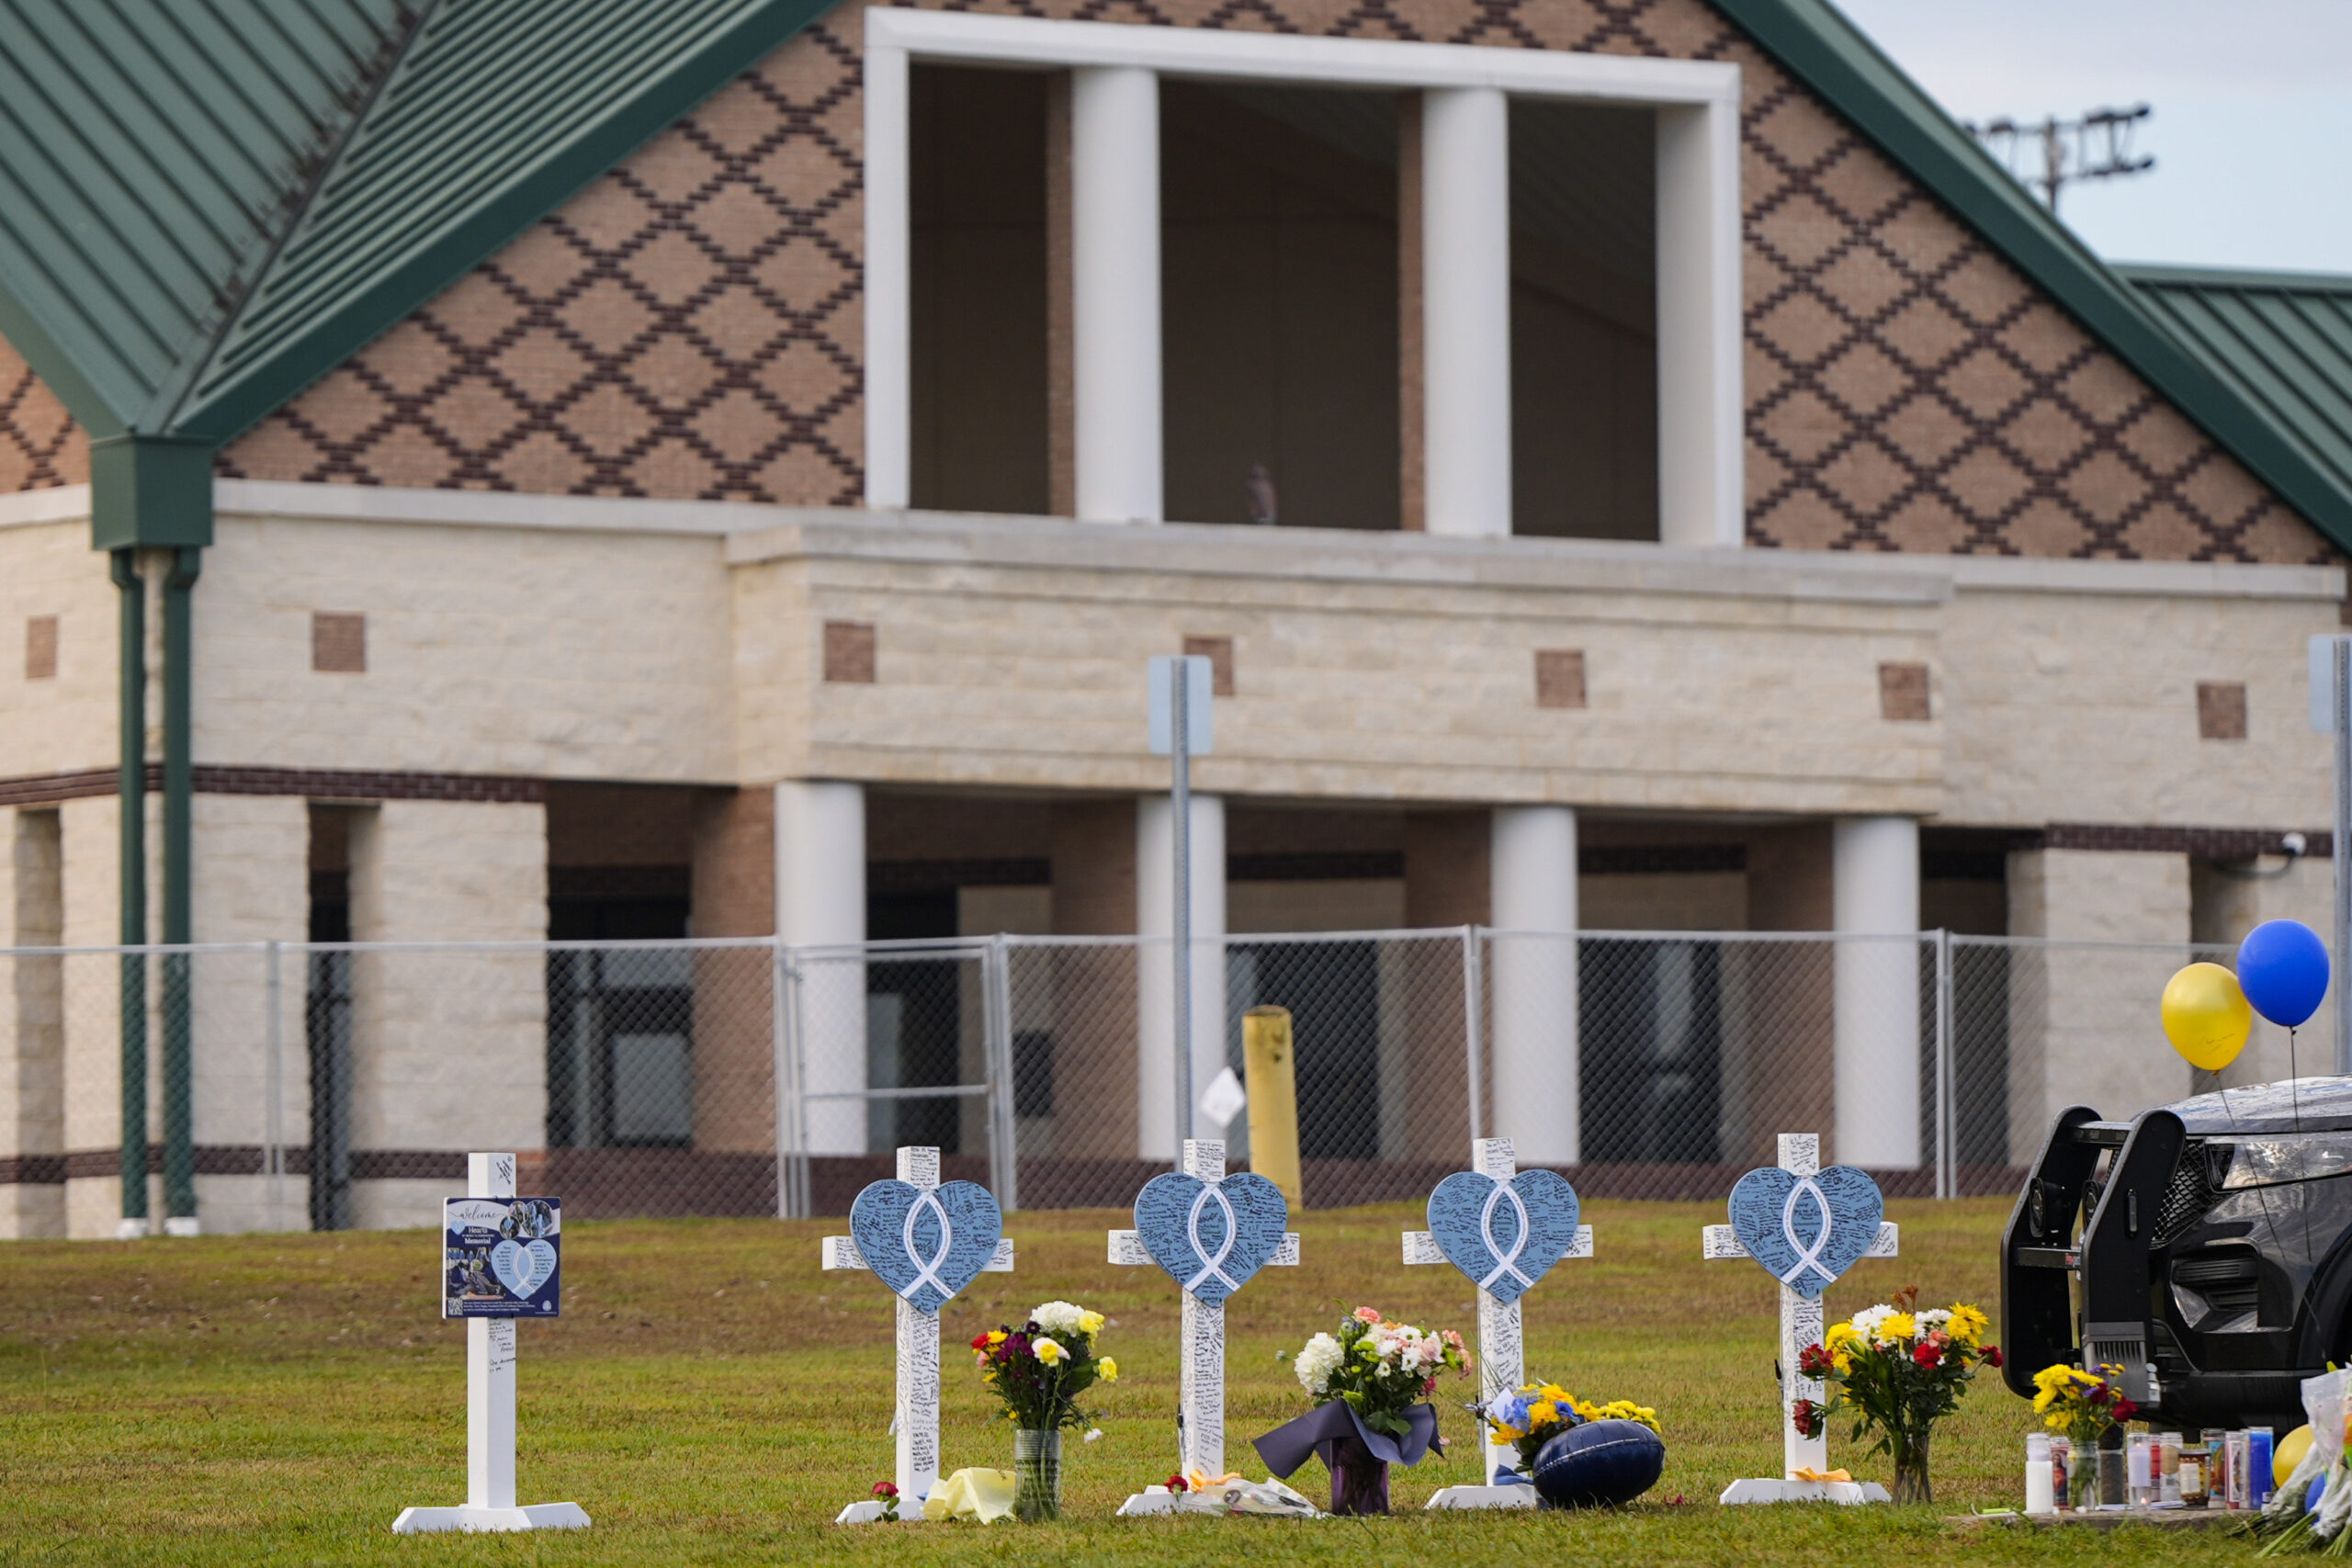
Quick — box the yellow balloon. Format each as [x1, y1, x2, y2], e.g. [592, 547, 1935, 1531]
[2278, 1424, 2314, 1489]
[2163, 962, 2252, 1071]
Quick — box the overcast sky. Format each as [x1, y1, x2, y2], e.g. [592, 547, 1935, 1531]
[1832, 0, 2352, 275]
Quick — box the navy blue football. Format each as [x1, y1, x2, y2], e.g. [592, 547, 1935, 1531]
[1530, 1419, 1665, 1508]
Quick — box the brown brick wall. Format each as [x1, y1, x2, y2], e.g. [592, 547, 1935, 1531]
[0, 337, 86, 491]
[214, 0, 2335, 567]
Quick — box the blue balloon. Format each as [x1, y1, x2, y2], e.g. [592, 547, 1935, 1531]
[2238, 919, 2331, 1030]
[2311, 1474, 2329, 1515]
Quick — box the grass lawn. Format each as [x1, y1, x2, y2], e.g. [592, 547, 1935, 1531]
[0, 1197, 2262, 1564]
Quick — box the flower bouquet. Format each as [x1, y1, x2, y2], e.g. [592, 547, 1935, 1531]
[2030, 1359, 2135, 1510]
[1255, 1307, 1469, 1515]
[1484, 1381, 1661, 1482]
[1792, 1289, 2001, 1504]
[970, 1300, 1117, 1521]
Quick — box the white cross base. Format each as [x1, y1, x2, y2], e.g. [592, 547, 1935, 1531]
[1704, 1134, 1895, 1506]
[390, 1153, 591, 1535]
[1109, 1140, 1301, 1515]
[823, 1146, 1016, 1525]
[1402, 1138, 1595, 1510]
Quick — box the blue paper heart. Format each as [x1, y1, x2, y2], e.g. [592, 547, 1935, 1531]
[1727, 1165, 1883, 1299]
[1133, 1171, 1287, 1305]
[849, 1179, 1002, 1314]
[1425, 1168, 1580, 1304]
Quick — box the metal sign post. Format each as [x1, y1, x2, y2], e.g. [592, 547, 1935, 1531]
[2307, 636, 2352, 1075]
[1149, 655, 1214, 1157]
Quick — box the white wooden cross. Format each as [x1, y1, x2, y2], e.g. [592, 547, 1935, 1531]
[1108, 1138, 1300, 1508]
[1702, 1133, 1897, 1506]
[1402, 1136, 1594, 1506]
[822, 1145, 1015, 1522]
[390, 1152, 589, 1534]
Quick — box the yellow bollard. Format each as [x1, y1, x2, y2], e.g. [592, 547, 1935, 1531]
[1242, 1006, 1304, 1210]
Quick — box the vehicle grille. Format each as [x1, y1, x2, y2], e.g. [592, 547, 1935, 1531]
[2154, 1140, 2216, 1246]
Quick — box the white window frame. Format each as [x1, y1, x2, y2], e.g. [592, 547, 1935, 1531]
[865, 9, 1743, 547]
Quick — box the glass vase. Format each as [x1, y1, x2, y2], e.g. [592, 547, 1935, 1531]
[2098, 1437, 2128, 1508]
[2068, 1438, 2098, 1510]
[1012, 1428, 1062, 1523]
[1328, 1432, 1392, 1517]
[1890, 1428, 1932, 1505]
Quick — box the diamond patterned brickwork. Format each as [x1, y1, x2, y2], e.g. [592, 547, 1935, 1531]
[0, 337, 87, 491]
[218, 0, 2335, 566]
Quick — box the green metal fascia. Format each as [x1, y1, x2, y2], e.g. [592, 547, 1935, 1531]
[1705, 0, 2352, 553]
[174, 0, 838, 445]
[88, 434, 216, 550]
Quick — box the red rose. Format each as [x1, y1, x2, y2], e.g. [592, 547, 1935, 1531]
[1913, 1341, 1942, 1368]
[1791, 1398, 1817, 1437]
[1797, 1343, 1834, 1378]
[874, 1481, 899, 1498]
[1984, 1346, 2003, 1369]
[971, 1334, 991, 1351]
[1167, 1474, 1189, 1494]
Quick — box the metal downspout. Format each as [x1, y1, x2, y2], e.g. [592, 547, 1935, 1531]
[110, 549, 148, 1232]
[161, 547, 201, 1226]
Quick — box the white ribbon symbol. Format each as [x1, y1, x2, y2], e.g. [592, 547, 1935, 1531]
[900, 1188, 957, 1305]
[1776, 1176, 1836, 1291]
[1476, 1179, 1534, 1294]
[1183, 1183, 1242, 1296]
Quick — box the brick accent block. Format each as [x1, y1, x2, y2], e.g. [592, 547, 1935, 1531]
[1535, 649, 1588, 709]
[2198, 681, 2247, 740]
[823, 619, 876, 683]
[1183, 634, 1235, 696]
[311, 612, 367, 673]
[1879, 660, 1931, 721]
[23, 615, 56, 680]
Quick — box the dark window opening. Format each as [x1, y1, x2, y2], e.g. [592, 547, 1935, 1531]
[1579, 938, 1722, 1163]
[866, 889, 964, 1153]
[306, 870, 352, 1232]
[1229, 939, 1382, 1159]
[1509, 99, 1657, 541]
[546, 897, 694, 1150]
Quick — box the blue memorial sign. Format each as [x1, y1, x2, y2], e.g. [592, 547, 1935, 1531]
[848, 1179, 1001, 1314]
[1727, 1164, 1883, 1299]
[1425, 1168, 1580, 1304]
[443, 1197, 561, 1318]
[1133, 1170, 1287, 1306]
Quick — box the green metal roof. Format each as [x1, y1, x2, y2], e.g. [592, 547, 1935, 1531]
[0, 0, 408, 440]
[1711, 0, 2352, 552]
[0, 0, 830, 448]
[1, 0, 2348, 556]
[2120, 265, 2352, 515]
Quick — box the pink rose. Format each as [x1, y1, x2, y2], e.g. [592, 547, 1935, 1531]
[1353, 1307, 1383, 1324]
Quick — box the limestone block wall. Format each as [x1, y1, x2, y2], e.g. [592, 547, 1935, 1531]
[347, 799, 547, 1229]
[198, 502, 735, 781]
[1941, 568, 2338, 829]
[2007, 847, 2192, 1155]
[0, 807, 64, 1237]
[729, 514, 1948, 815]
[0, 513, 116, 778]
[186, 794, 309, 1235]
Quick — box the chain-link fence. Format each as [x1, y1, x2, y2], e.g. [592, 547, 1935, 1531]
[0, 930, 2303, 1235]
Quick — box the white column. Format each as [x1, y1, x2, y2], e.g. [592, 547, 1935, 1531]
[1136, 794, 1225, 1162]
[1832, 817, 1920, 1168]
[1654, 100, 1744, 548]
[1421, 86, 1512, 538]
[1071, 65, 1161, 525]
[776, 781, 867, 1156]
[1489, 806, 1577, 1165]
[863, 34, 911, 509]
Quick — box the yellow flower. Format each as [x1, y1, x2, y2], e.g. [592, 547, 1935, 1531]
[1948, 1304, 1987, 1345]
[1879, 1313, 1917, 1343]
[1826, 1322, 1861, 1352]
[1035, 1337, 1067, 1366]
[986, 1331, 1008, 1346]
[1536, 1383, 1572, 1404]
[1080, 1311, 1106, 1339]
[1099, 1357, 1119, 1382]
[1527, 1401, 1559, 1429]
[1831, 1349, 1853, 1375]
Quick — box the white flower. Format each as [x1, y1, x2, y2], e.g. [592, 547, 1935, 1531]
[1031, 1301, 1088, 1338]
[1916, 1308, 1951, 1332]
[1295, 1332, 1343, 1394]
[1849, 1304, 1894, 1340]
[1084, 1428, 1103, 1443]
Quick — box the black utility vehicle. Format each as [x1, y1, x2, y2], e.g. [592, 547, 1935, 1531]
[2003, 1082, 2352, 1429]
